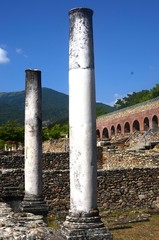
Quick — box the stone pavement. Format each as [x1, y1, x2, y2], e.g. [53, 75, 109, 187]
[0, 202, 65, 240]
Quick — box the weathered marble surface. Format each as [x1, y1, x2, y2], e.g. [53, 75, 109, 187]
[0, 202, 64, 240]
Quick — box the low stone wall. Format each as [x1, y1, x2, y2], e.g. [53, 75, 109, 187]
[42, 152, 69, 170]
[100, 148, 159, 169]
[43, 169, 70, 214]
[0, 154, 24, 169]
[1, 153, 159, 214]
[1, 169, 24, 199]
[97, 168, 159, 210]
[42, 139, 69, 153]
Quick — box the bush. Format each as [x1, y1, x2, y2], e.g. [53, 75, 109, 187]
[0, 139, 5, 150]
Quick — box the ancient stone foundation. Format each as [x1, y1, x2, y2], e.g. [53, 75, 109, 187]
[62, 210, 113, 240]
[1, 153, 159, 213]
[20, 194, 48, 216]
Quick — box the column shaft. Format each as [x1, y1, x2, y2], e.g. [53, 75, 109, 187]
[69, 8, 97, 214]
[25, 69, 42, 196]
[62, 8, 113, 240]
[20, 69, 48, 216]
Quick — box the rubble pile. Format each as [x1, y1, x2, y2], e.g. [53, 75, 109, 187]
[0, 202, 64, 240]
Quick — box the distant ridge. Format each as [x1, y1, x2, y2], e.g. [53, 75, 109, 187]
[0, 88, 115, 125]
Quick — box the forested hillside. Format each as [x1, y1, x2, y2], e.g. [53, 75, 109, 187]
[115, 84, 159, 109]
[0, 88, 69, 125]
[0, 87, 115, 125]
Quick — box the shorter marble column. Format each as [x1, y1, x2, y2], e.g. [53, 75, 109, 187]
[62, 8, 113, 240]
[20, 69, 48, 216]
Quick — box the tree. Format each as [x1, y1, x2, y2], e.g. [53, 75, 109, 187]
[0, 120, 24, 142]
[96, 108, 108, 117]
[0, 139, 5, 150]
[42, 123, 69, 140]
[114, 89, 151, 109]
[149, 84, 159, 99]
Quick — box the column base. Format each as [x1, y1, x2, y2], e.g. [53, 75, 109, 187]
[61, 210, 113, 240]
[20, 194, 49, 216]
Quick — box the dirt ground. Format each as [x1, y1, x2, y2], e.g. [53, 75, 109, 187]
[111, 215, 159, 240]
[48, 209, 159, 240]
[101, 209, 159, 240]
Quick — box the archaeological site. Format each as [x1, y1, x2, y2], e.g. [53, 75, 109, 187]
[1, 7, 159, 240]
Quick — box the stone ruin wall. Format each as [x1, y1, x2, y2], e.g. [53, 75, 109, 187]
[1, 152, 159, 215]
[98, 147, 159, 169]
[97, 97, 159, 123]
[42, 139, 69, 153]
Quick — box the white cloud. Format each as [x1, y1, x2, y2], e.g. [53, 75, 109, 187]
[114, 93, 124, 100]
[16, 48, 27, 58]
[0, 48, 10, 63]
[16, 48, 23, 54]
[149, 65, 155, 70]
[107, 93, 126, 107]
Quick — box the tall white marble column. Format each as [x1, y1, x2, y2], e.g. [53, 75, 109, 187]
[69, 7, 97, 215]
[20, 69, 48, 215]
[62, 8, 112, 239]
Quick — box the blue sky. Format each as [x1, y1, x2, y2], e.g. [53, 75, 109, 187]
[1, 0, 159, 106]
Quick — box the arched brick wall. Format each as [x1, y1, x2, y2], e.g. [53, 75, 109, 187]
[96, 97, 159, 139]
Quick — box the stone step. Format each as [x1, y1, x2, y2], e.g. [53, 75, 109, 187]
[0, 201, 65, 239]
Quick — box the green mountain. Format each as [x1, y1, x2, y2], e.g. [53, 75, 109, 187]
[0, 88, 115, 125]
[96, 102, 115, 117]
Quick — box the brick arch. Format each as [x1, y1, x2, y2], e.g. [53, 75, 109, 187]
[144, 117, 149, 131]
[152, 115, 158, 129]
[117, 124, 121, 134]
[96, 129, 100, 138]
[102, 127, 109, 139]
[111, 125, 115, 136]
[96, 98, 159, 138]
[133, 120, 140, 131]
[124, 122, 130, 133]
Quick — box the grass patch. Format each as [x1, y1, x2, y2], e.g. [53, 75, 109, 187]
[101, 209, 159, 240]
[112, 215, 159, 240]
[47, 214, 65, 230]
[47, 208, 159, 240]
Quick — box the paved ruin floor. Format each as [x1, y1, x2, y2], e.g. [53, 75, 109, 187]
[0, 202, 65, 240]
